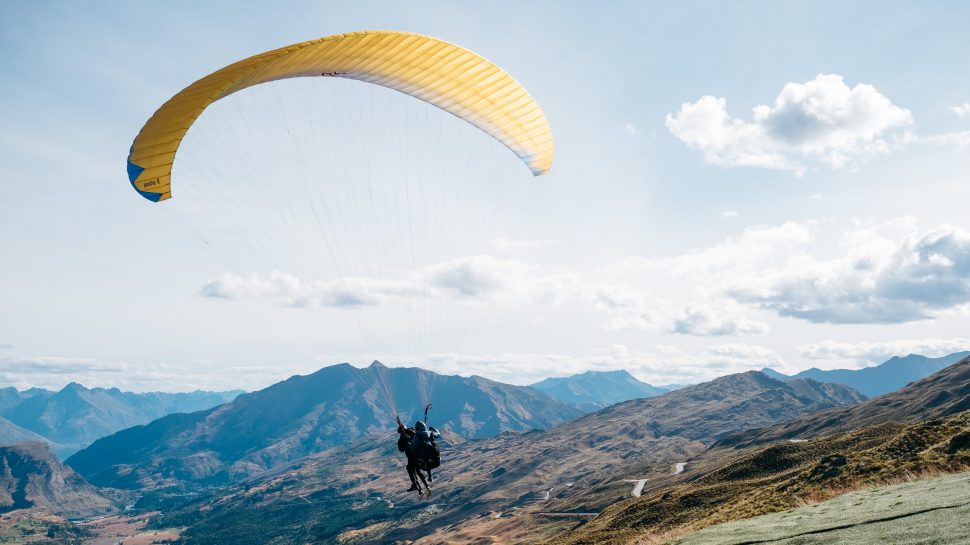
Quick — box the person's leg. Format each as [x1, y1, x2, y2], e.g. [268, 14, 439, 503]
[406, 462, 419, 491]
[415, 466, 428, 493]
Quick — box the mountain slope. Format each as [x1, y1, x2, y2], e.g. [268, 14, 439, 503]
[551, 373, 862, 445]
[0, 388, 30, 413]
[546, 358, 970, 545]
[0, 416, 48, 447]
[67, 362, 583, 488]
[530, 370, 667, 410]
[552, 411, 970, 545]
[156, 371, 866, 545]
[422, 373, 864, 512]
[0, 441, 115, 518]
[1, 384, 241, 457]
[763, 351, 969, 397]
[720, 355, 970, 449]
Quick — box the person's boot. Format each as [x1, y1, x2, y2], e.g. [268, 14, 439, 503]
[407, 483, 420, 492]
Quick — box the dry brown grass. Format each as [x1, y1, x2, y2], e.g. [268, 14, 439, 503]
[121, 529, 180, 544]
[792, 465, 957, 507]
[545, 411, 970, 545]
[628, 527, 689, 545]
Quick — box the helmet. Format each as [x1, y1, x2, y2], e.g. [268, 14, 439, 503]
[415, 421, 427, 432]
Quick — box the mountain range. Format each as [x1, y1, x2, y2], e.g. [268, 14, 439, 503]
[0, 383, 242, 458]
[146, 371, 865, 544]
[556, 355, 970, 545]
[4, 352, 967, 544]
[7, 351, 960, 461]
[723, 353, 970, 449]
[762, 351, 970, 397]
[66, 361, 584, 488]
[529, 369, 667, 410]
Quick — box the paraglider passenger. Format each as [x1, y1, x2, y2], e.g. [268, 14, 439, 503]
[411, 420, 441, 482]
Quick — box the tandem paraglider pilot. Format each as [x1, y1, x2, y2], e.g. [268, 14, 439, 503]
[396, 404, 441, 494]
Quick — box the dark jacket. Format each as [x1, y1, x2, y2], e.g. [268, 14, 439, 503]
[397, 425, 415, 453]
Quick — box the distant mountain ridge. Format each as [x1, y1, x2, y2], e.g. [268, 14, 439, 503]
[762, 351, 970, 397]
[529, 369, 667, 410]
[584, 372, 865, 441]
[0, 383, 242, 458]
[722, 354, 970, 448]
[66, 361, 584, 488]
[0, 417, 49, 446]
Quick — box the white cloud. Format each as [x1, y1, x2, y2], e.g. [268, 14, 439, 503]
[669, 306, 769, 336]
[796, 338, 970, 370]
[206, 259, 772, 338]
[705, 343, 784, 369]
[427, 255, 579, 305]
[427, 256, 520, 297]
[666, 74, 912, 173]
[925, 131, 970, 149]
[640, 221, 816, 280]
[731, 221, 970, 323]
[620, 218, 970, 325]
[810, 193, 823, 201]
[203, 256, 580, 309]
[201, 271, 412, 308]
[624, 122, 642, 137]
[591, 284, 655, 311]
[596, 289, 768, 337]
[722, 210, 739, 220]
[204, 218, 970, 332]
[951, 102, 970, 118]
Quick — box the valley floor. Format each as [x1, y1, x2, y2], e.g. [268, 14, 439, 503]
[671, 470, 970, 545]
[78, 513, 180, 545]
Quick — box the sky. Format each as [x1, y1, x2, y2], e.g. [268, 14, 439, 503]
[2, 1, 970, 392]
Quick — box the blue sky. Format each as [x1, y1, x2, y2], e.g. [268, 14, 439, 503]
[2, 1, 970, 391]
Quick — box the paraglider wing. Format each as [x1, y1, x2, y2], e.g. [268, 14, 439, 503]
[126, 30, 555, 202]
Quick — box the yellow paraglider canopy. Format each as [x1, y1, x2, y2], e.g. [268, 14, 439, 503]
[126, 30, 555, 202]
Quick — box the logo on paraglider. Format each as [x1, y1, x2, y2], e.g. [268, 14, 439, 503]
[321, 71, 347, 77]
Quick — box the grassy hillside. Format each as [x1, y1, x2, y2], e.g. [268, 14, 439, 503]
[0, 510, 90, 545]
[546, 411, 970, 545]
[672, 470, 970, 545]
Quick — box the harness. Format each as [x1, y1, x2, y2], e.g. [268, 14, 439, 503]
[395, 404, 440, 470]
